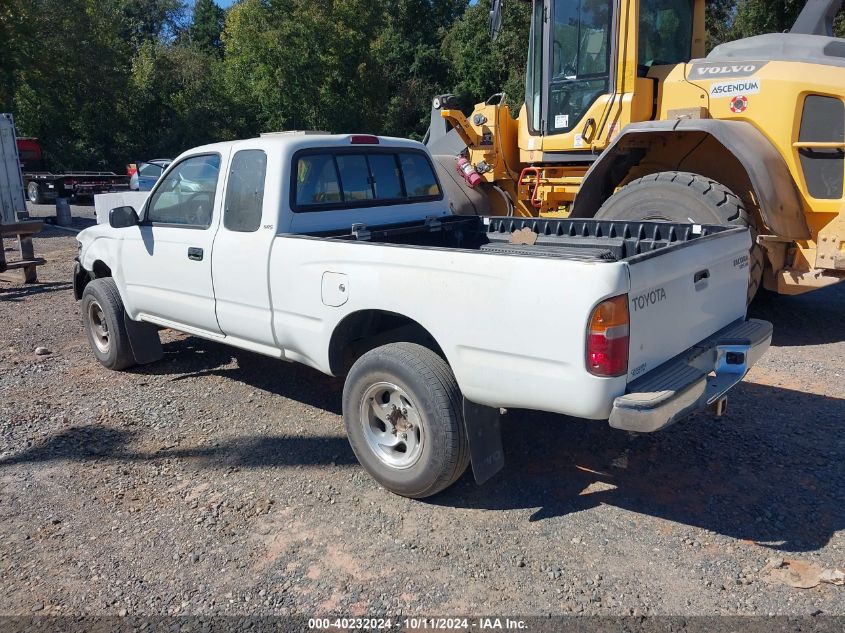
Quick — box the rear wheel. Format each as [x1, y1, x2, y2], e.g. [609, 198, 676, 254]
[594, 171, 764, 303]
[342, 342, 469, 498]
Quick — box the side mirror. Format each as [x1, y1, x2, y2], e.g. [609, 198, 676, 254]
[109, 206, 139, 228]
[490, 0, 504, 41]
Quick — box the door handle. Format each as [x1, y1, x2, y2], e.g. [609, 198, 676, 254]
[187, 247, 203, 261]
[582, 117, 597, 143]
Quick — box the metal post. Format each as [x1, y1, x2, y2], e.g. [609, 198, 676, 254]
[55, 197, 72, 227]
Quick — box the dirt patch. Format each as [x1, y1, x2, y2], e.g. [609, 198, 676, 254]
[0, 223, 843, 616]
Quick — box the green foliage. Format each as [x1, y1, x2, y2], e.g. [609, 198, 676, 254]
[370, 0, 467, 137]
[221, 0, 465, 138]
[6, 0, 845, 170]
[441, 0, 530, 116]
[731, 0, 806, 38]
[13, 0, 136, 170]
[705, 0, 736, 51]
[131, 40, 238, 156]
[189, 0, 225, 53]
[118, 0, 184, 48]
[0, 0, 29, 110]
[718, 0, 845, 43]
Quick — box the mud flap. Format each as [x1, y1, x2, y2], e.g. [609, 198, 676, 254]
[124, 314, 163, 365]
[72, 261, 88, 300]
[462, 399, 505, 485]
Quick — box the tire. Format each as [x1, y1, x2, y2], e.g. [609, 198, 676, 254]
[594, 171, 764, 303]
[80, 278, 136, 371]
[342, 342, 470, 498]
[27, 181, 43, 204]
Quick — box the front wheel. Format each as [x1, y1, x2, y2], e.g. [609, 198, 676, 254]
[594, 172, 764, 303]
[342, 343, 470, 498]
[81, 278, 136, 371]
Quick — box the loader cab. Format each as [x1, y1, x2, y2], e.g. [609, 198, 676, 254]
[518, 0, 705, 155]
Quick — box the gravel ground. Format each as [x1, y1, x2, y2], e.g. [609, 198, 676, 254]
[23, 199, 99, 232]
[1, 202, 844, 618]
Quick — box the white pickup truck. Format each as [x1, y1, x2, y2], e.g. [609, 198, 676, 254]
[74, 132, 772, 498]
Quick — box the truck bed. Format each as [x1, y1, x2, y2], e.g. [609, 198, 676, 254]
[290, 214, 751, 415]
[309, 215, 744, 264]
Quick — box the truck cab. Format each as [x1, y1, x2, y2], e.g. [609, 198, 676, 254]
[16, 138, 45, 172]
[76, 133, 446, 344]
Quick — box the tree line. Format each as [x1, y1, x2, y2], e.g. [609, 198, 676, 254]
[1, 0, 842, 171]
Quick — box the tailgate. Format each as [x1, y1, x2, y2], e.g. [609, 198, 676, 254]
[625, 227, 751, 381]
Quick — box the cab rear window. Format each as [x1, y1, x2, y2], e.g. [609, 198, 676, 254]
[293, 149, 441, 211]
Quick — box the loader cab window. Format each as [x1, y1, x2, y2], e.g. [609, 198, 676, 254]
[548, 0, 613, 135]
[638, 0, 694, 74]
[525, 0, 544, 132]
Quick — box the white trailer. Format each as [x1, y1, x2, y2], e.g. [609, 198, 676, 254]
[0, 113, 43, 283]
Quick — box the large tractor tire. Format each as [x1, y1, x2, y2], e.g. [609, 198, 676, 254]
[594, 171, 764, 303]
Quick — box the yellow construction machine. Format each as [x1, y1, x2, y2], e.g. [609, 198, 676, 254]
[426, 0, 845, 299]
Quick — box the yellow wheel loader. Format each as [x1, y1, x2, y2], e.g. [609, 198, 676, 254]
[427, 0, 845, 300]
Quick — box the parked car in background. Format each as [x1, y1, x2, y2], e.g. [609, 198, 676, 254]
[129, 159, 172, 191]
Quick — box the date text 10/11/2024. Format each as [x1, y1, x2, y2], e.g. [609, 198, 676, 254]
[307, 617, 529, 630]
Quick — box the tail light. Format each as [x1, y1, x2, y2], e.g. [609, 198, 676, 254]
[586, 294, 629, 377]
[350, 134, 379, 144]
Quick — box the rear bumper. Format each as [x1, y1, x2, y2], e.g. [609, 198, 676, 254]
[609, 318, 772, 433]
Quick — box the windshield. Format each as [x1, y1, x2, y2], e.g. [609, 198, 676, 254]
[552, 0, 611, 80]
[525, 0, 545, 132]
[547, 0, 612, 135]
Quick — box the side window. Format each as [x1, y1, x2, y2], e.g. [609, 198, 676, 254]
[638, 0, 693, 72]
[146, 154, 221, 228]
[296, 154, 341, 206]
[223, 150, 267, 232]
[399, 153, 440, 198]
